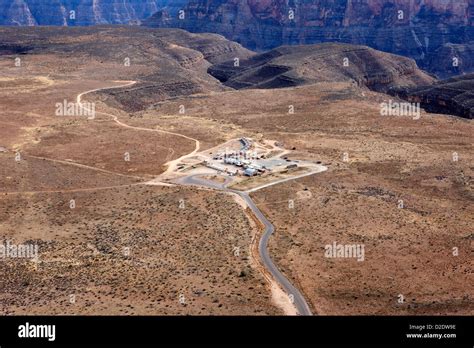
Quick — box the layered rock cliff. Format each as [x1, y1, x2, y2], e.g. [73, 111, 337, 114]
[3, 0, 473, 77]
[390, 73, 474, 119]
[0, 0, 172, 26]
[145, 0, 474, 77]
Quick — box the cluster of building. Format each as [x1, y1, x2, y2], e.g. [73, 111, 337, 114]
[204, 137, 301, 178]
[223, 157, 265, 176]
[209, 138, 267, 177]
[225, 138, 266, 176]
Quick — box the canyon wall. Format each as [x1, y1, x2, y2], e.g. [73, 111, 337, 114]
[145, 0, 474, 77]
[0, 0, 177, 26]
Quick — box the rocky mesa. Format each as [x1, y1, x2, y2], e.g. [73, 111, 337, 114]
[209, 42, 435, 92]
[145, 0, 474, 77]
[0, 26, 253, 112]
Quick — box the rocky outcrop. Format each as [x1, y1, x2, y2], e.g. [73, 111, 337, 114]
[390, 73, 474, 119]
[0, 0, 36, 26]
[0, 0, 168, 26]
[426, 43, 474, 78]
[209, 42, 435, 92]
[0, 26, 253, 112]
[145, 0, 474, 77]
[151, 28, 255, 64]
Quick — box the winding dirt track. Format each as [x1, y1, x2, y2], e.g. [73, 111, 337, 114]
[80, 81, 317, 315]
[5, 81, 314, 315]
[77, 81, 201, 175]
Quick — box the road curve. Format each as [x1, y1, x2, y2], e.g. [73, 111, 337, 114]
[178, 175, 313, 316]
[77, 81, 201, 164]
[78, 82, 312, 315]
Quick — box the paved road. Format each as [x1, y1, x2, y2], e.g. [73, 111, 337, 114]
[179, 175, 313, 315]
[78, 82, 313, 315]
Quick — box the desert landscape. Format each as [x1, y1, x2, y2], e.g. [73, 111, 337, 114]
[0, 23, 472, 317]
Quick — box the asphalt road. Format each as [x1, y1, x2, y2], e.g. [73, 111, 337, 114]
[179, 175, 313, 315]
[77, 81, 313, 315]
[78, 82, 313, 315]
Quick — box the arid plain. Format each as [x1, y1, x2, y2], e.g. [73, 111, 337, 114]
[0, 26, 472, 315]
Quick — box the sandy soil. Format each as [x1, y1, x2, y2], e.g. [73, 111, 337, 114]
[0, 184, 279, 315]
[148, 83, 473, 315]
[1, 27, 471, 316]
